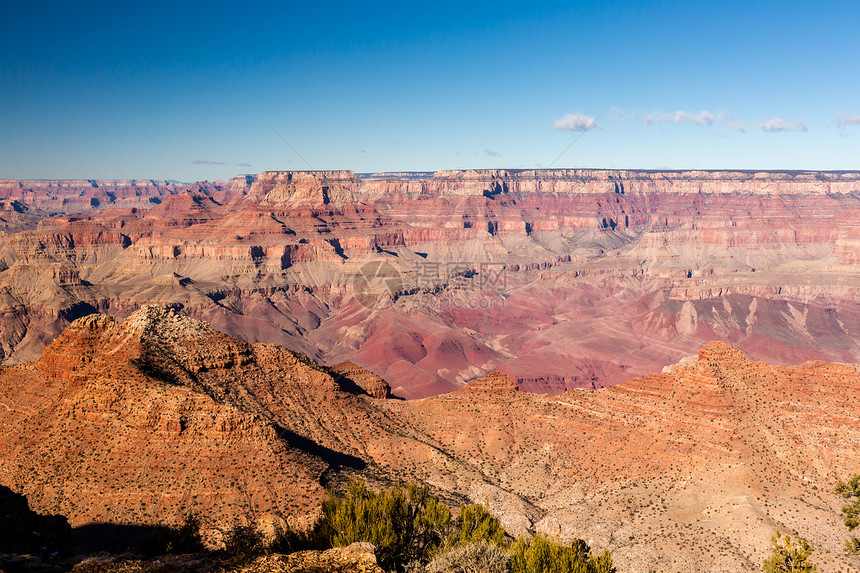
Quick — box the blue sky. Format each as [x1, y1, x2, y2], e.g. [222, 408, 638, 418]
[2, 1, 859, 180]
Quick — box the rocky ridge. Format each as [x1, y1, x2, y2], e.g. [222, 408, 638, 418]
[0, 310, 858, 572]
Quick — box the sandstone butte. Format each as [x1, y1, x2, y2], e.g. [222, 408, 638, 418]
[0, 307, 859, 572]
[2, 170, 860, 398]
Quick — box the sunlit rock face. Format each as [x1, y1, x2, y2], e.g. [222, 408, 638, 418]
[2, 311, 859, 572]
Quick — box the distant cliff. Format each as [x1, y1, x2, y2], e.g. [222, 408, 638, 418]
[243, 169, 860, 208]
[1, 169, 860, 398]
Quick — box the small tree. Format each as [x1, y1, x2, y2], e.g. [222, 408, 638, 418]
[138, 513, 205, 557]
[509, 533, 615, 573]
[410, 483, 454, 560]
[318, 480, 453, 571]
[447, 503, 506, 549]
[762, 533, 818, 573]
[835, 474, 860, 555]
[223, 522, 265, 558]
[166, 513, 205, 554]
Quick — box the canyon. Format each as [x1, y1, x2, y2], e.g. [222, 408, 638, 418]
[0, 307, 858, 572]
[1, 170, 860, 398]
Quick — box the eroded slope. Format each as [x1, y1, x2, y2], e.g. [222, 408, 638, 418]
[1, 311, 858, 571]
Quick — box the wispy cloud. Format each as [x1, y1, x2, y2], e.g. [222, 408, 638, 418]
[192, 160, 252, 167]
[834, 113, 860, 128]
[608, 106, 635, 122]
[758, 118, 807, 132]
[557, 107, 811, 135]
[645, 110, 715, 126]
[553, 112, 603, 132]
[481, 146, 501, 157]
[716, 110, 746, 132]
[642, 109, 807, 133]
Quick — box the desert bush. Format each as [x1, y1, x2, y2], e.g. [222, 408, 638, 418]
[167, 513, 205, 554]
[223, 522, 265, 558]
[835, 474, 860, 555]
[425, 541, 511, 573]
[509, 534, 615, 573]
[446, 504, 506, 549]
[315, 480, 615, 573]
[270, 520, 320, 554]
[762, 532, 818, 573]
[318, 479, 452, 571]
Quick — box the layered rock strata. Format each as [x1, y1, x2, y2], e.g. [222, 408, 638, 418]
[2, 170, 860, 397]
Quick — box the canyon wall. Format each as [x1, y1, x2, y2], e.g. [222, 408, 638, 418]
[1, 169, 860, 397]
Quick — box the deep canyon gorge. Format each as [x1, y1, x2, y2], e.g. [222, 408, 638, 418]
[1, 169, 860, 398]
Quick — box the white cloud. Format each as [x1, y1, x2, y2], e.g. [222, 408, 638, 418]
[556, 107, 811, 134]
[716, 111, 806, 133]
[759, 118, 807, 132]
[553, 113, 602, 132]
[835, 113, 860, 128]
[645, 110, 715, 126]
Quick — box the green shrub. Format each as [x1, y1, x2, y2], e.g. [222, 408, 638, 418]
[448, 504, 506, 549]
[835, 474, 860, 555]
[762, 533, 818, 573]
[318, 480, 452, 571]
[509, 534, 615, 573]
[315, 480, 615, 573]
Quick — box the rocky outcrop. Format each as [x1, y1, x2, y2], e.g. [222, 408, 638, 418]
[459, 370, 518, 393]
[271, 542, 385, 573]
[0, 485, 72, 558]
[60, 542, 385, 573]
[330, 361, 393, 398]
[0, 307, 339, 529]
